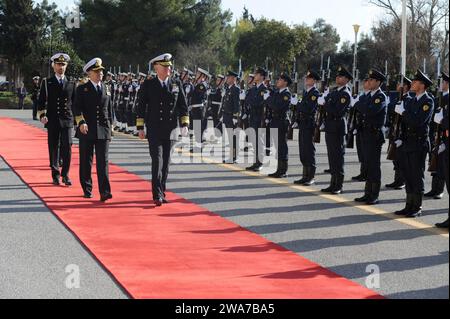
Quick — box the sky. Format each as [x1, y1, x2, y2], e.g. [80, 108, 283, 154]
[52, 0, 385, 44]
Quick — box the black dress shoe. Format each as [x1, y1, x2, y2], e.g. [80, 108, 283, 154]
[436, 219, 449, 228]
[433, 193, 444, 200]
[52, 177, 60, 185]
[83, 193, 93, 199]
[154, 199, 163, 207]
[321, 186, 333, 193]
[162, 199, 169, 204]
[405, 210, 422, 218]
[352, 174, 363, 181]
[100, 194, 113, 202]
[62, 176, 72, 186]
[324, 169, 331, 174]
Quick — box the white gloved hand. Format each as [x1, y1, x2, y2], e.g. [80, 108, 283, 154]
[263, 91, 270, 101]
[181, 126, 189, 137]
[395, 102, 405, 115]
[241, 114, 248, 120]
[233, 118, 238, 126]
[221, 90, 226, 98]
[351, 96, 359, 107]
[185, 86, 191, 94]
[438, 143, 446, 154]
[323, 89, 330, 98]
[318, 96, 326, 106]
[207, 89, 212, 95]
[353, 129, 358, 135]
[395, 140, 403, 148]
[434, 109, 444, 124]
[292, 122, 299, 129]
[265, 119, 270, 125]
[320, 123, 325, 131]
[128, 86, 133, 93]
[239, 91, 246, 100]
[291, 95, 298, 105]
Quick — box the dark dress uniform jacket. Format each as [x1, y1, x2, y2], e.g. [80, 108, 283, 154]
[73, 81, 113, 140]
[297, 87, 320, 129]
[400, 92, 434, 152]
[245, 83, 267, 128]
[37, 76, 76, 128]
[136, 77, 189, 138]
[267, 88, 291, 127]
[324, 86, 352, 135]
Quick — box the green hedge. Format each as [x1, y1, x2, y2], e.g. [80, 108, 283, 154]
[0, 91, 33, 109]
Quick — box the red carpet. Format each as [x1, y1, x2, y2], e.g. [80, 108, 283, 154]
[0, 117, 382, 299]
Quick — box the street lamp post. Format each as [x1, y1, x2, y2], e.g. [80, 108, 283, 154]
[353, 24, 361, 84]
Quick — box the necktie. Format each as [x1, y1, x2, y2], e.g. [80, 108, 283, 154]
[97, 85, 102, 96]
[59, 79, 63, 87]
[162, 81, 167, 91]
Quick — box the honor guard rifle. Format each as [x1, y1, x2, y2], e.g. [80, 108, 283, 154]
[346, 69, 360, 149]
[314, 56, 331, 144]
[387, 75, 405, 161]
[287, 58, 299, 140]
[428, 59, 443, 173]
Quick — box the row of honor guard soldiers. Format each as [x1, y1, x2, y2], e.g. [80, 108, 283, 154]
[34, 52, 449, 226]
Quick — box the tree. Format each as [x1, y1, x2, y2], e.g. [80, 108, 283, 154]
[67, 0, 232, 73]
[0, 0, 39, 87]
[368, 0, 449, 77]
[298, 19, 340, 73]
[235, 19, 310, 75]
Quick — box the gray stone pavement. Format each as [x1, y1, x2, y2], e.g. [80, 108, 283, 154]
[0, 110, 448, 299]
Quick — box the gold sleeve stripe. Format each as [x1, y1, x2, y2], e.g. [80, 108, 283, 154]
[76, 115, 85, 126]
[181, 116, 190, 126]
[136, 118, 145, 127]
[37, 110, 46, 118]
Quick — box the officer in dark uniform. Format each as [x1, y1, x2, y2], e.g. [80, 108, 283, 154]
[209, 74, 225, 136]
[435, 72, 449, 228]
[31, 76, 40, 120]
[385, 76, 413, 189]
[354, 69, 387, 205]
[320, 66, 352, 194]
[265, 73, 292, 178]
[424, 79, 446, 200]
[136, 53, 189, 207]
[351, 77, 370, 182]
[37, 53, 76, 186]
[221, 71, 241, 163]
[190, 68, 210, 148]
[118, 73, 132, 133]
[293, 70, 321, 185]
[245, 67, 268, 171]
[394, 70, 434, 218]
[74, 58, 113, 202]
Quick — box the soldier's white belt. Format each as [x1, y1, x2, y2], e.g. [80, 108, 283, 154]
[124, 98, 130, 101]
[212, 102, 222, 106]
[191, 104, 204, 108]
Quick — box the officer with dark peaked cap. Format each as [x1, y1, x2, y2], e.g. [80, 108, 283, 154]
[351, 77, 370, 182]
[394, 70, 434, 218]
[265, 72, 292, 178]
[385, 76, 413, 189]
[293, 70, 321, 185]
[245, 67, 268, 171]
[221, 70, 241, 163]
[209, 74, 226, 136]
[190, 67, 210, 148]
[136, 53, 189, 207]
[435, 71, 449, 228]
[38, 53, 76, 186]
[354, 69, 387, 205]
[31, 76, 41, 120]
[74, 58, 113, 202]
[320, 66, 353, 194]
[425, 72, 447, 200]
